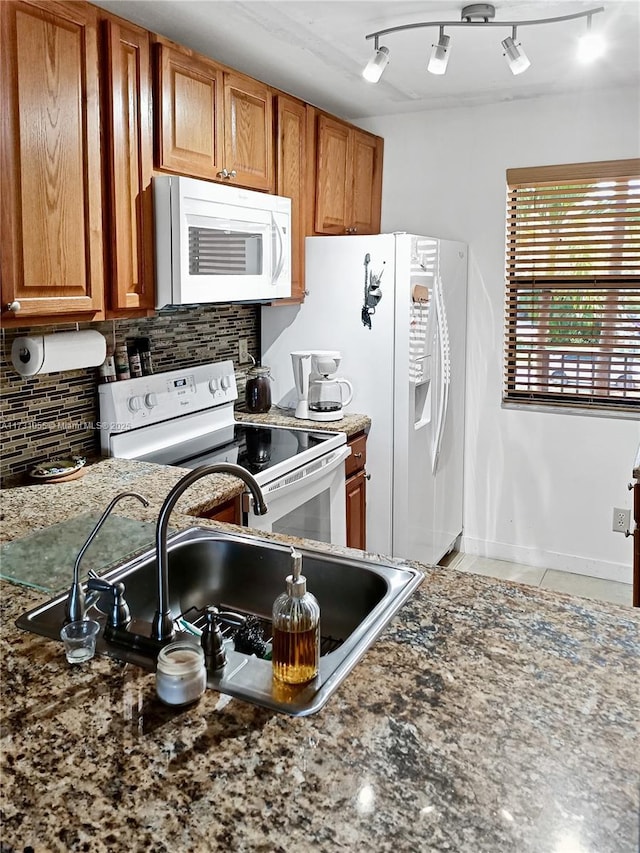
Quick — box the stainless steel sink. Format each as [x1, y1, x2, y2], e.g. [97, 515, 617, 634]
[16, 527, 423, 715]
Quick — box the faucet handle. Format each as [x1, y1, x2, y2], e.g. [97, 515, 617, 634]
[86, 577, 131, 629]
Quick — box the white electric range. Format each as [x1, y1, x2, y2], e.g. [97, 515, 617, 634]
[98, 360, 350, 545]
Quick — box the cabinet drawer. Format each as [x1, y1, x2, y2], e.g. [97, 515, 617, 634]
[345, 434, 367, 478]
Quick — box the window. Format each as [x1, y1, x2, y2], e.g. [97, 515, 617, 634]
[503, 158, 640, 413]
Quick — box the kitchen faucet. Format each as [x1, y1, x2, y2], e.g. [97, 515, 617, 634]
[151, 464, 268, 642]
[66, 491, 150, 623]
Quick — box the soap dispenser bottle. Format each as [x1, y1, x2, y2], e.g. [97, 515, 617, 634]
[272, 546, 320, 684]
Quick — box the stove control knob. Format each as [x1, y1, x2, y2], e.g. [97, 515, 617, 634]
[144, 393, 159, 409]
[209, 378, 220, 394]
[220, 375, 232, 390]
[128, 395, 143, 413]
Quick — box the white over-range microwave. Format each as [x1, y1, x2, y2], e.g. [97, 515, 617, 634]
[153, 175, 291, 307]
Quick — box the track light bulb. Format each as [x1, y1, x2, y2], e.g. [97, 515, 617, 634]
[501, 31, 530, 75]
[428, 29, 451, 75]
[363, 45, 390, 83]
[577, 30, 606, 62]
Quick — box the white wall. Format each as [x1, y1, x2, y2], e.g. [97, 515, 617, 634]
[359, 87, 640, 583]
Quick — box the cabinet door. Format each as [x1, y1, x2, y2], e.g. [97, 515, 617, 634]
[351, 129, 383, 235]
[102, 17, 155, 314]
[314, 114, 351, 235]
[1, 0, 104, 323]
[155, 41, 224, 180]
[346, 469, 367, 550]
[275, 95, 307, 301]
[223, 72, 274, 191]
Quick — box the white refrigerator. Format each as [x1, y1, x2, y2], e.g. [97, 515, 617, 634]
[261, 233, 467, 565]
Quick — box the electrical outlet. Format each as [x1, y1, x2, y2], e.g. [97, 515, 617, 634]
[612, 507, 631, 533]
[238, 339, 249, 363]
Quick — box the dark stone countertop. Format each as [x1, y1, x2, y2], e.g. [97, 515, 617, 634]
[0, 457, 638, 852]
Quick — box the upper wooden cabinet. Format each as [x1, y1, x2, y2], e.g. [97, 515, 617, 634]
[155, 40, 224, 180]
[0, 0, 105, 324]
[100, 14, 155, 315]
[312, 113, 383, 236]
[224, 72, 274, 191]
[154, 40, 274, 191]
[275, 94, 307, 301]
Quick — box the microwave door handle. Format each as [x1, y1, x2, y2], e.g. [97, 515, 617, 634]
[271, 214, 285, 285]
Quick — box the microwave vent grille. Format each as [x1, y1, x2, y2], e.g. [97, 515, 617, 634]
[188, 226, 262, 276]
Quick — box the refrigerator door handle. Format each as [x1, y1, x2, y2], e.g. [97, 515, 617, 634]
[431, 275, 451, 474]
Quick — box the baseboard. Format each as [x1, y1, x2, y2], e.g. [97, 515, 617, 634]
[460, 536, 633, 585]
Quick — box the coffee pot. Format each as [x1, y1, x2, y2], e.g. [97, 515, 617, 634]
[291, 350, 353, 421]
[307, 352, 353, 422]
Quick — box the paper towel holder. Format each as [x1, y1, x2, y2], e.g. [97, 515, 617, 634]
[11, 329, 107, 377]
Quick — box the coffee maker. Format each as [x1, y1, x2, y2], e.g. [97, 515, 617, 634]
[291, 350, 353, 421]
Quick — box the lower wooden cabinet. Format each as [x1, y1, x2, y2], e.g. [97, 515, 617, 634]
[345, 432, 368, 550]
[199, 496, 241, 525]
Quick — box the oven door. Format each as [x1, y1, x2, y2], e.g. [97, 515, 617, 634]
[245, 446, 350, 546]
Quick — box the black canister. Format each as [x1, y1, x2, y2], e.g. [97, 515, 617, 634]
[245, 364, 272, 413]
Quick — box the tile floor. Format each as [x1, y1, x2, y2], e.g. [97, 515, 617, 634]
[439, 551, 634, 608]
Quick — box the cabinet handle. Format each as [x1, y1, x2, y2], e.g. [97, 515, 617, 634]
[4, 301, 20, 313]
[354, 452, 362, 459]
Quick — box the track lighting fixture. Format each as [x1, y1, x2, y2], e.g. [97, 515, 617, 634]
[427, 27, 451, 76]
[362, 4, 605, 82]
[501, 27, 530, 76]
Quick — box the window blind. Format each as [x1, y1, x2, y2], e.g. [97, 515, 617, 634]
[504, 158, 640, 412]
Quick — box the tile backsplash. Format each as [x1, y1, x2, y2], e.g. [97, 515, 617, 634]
[0, 304, 259, 482]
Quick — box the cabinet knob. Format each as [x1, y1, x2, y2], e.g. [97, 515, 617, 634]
[354, 452, 363, 459]
[217, 168, 237, 180]
[4, 301, 20, 313]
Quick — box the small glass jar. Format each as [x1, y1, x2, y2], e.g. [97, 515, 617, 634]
[155, 640, 207, 706]
[245, 364, 272, 413]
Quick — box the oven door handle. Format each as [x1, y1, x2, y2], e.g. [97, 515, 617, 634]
[244, 445, 351, 512]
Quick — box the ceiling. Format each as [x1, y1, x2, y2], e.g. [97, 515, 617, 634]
[94, 0, 640, 120]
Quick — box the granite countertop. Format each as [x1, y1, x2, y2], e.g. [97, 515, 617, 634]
[1, 458, 639, 852]
[235, 407, 370, 438]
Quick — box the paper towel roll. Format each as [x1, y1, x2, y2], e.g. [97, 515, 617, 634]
[11, 330, 107, 377]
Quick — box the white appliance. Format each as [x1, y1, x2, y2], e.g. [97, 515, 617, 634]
[153, 176, 291, 307]
[291, 350, 353, 421]
[98, 361, 349, 546]
[262, 234, 467, 564]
